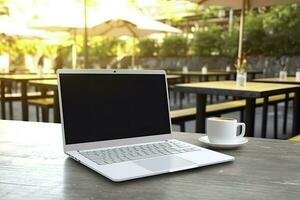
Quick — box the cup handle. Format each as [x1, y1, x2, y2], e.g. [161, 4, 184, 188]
[237, 122, 246, 138]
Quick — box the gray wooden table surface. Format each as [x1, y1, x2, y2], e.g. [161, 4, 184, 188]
[0, 120, 300, 200]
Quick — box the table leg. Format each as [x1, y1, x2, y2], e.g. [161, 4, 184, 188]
[195, 94, 207, 133]
[283, 93, 289, 135]
[0, 80, 6, 119]
[245, 98, 256, 137]
[20, 81, 29, 121]
[292, 91, 300, 136]
[261, 97, 269, 138]
[53, 89, 60, 123]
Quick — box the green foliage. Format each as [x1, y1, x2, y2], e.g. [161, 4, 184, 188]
[88, 36, 120, 58]
[159, 35, 188, 57]
[12, 39, 40, 55]
[43, 44, 59, 58]
[192, 24, 223, 56]
[244, 12, 267, 55]
[0, 38, 9, 54]
[222, 30, 238, 59]
[263, 4, 300, 57]
[190, 4, 300, 58]
[138, 39, 158, 57]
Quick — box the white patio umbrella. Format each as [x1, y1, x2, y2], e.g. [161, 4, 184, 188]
[190, 0, 300, 66]
[31, 20, 93, 69]
[32, 4, 181, 68]
[84, 5, 181, 66]
[0, 16, 53, 39]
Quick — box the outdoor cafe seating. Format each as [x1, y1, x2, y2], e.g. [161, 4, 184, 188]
[1, 0, 300, 199]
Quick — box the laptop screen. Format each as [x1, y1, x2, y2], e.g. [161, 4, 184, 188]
[59, 72, 171, 145]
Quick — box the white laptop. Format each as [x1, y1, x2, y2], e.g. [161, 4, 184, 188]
[57, 69, 234, 182]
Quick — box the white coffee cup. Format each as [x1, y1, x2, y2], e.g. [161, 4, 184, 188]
[206, 117, 246, 144]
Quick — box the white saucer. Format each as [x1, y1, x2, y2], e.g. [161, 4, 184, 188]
[198, 136, 248, 149]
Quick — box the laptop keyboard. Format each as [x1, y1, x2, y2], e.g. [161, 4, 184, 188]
[79, 140, 200, 165]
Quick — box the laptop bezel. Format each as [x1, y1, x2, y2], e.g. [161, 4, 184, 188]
[57, 69, 172, 152]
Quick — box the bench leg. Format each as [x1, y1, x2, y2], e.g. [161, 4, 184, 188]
[173, 91, 177, 105]
[41, 107, 49, 122]
[179, 122, 185, 132]
[274, 104, 278, 139]
[179, 92, 184, 108]
[36, 106, 40, 122]
[9, 102, 13, 120]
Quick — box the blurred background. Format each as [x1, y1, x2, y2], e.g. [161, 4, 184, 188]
[0, 0, 299, 75]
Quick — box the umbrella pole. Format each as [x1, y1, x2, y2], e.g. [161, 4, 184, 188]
[72, 29, 77, 69]
[238, 0, 246, 66]
[131, 38, 135, 67]
[83, 0, 88, 68]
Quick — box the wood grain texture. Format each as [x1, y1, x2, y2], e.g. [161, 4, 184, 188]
[29, 79, 58, 89]
[253, 77, 300, 84]
[289, 135, 300, 141]
[0, 120, 300, 200]
[175, 81, 300, 98]
[168, 71, 230, 76]
[166, 75, 181, 80]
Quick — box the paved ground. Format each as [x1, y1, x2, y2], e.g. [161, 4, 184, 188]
[2, 92, 295, 139]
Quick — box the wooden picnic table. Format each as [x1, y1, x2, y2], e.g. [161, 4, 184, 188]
[175, 81, 300, 137]
[29, 79, 59, 123]
[1, 120, 300, 200]
[27, 75, 182, 123]
[228, 70, 263, 80]
[0, 74, 57, 121]
[253, 77, 300, 84]
[168, 71, 231, 82]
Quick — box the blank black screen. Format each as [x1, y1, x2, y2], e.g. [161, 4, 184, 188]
[59, 73, 171, 145]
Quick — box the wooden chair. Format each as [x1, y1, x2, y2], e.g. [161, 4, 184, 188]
[28, 98, 54, 122]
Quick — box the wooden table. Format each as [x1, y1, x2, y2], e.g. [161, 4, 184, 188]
[28, 76, 181, 123]
[29, 79, 59, 123]
[166, 75, 181, 80]
[1, 120, 300, 200]
[168, 71, 231, 82]
[252, 77, 300, 135]
[0, 74, 57, 121]
[253, 77, 300, 84]
[175, 81, 300, 137]
[229, 70, 263, 80]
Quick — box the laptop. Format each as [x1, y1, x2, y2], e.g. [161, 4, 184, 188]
[57, 69, 234, 182]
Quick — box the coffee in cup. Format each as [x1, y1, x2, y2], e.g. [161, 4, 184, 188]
[206, 117, 245, 144]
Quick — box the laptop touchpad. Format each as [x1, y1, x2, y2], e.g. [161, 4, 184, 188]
[134, 155, 196, 172]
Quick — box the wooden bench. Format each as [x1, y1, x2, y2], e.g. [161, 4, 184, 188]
[28, 98, 54, 122]
[171, 99, 245, 132]
[0, 91, 54, 120]
[289, 135, 300, 142]
[171, 93, 294, 134]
